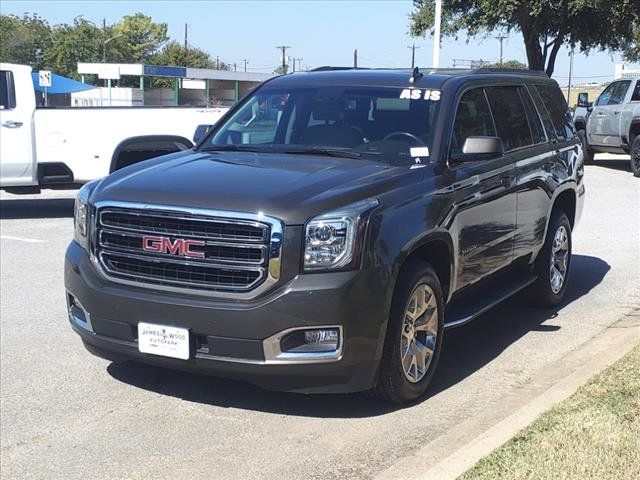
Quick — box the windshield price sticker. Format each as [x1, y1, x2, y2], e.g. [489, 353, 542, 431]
[399, 88, 441, 101]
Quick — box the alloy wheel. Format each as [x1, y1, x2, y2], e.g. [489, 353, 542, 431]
[400, 284, 439, 383]
[550, 225, 570, 294]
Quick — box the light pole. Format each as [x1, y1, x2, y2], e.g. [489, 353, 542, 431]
[432, 0, 442, 68]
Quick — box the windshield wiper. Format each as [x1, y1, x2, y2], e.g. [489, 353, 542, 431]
[282, 146, 362, 159]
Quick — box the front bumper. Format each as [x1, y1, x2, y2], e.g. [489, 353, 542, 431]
[64, 241, 390, 393]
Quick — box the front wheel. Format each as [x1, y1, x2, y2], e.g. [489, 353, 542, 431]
[530, 211, 572, 307]
[631, 135, 640, 178]
[372, 262, 444, 404]
[577, 129, 593, 164]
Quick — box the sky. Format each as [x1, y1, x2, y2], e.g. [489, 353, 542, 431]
[2, 0, 636, 86]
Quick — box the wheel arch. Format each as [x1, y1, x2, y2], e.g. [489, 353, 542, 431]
[109, 135, 193, 173]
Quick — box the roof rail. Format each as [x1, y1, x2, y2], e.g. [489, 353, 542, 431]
[309, 66, 363, 72]
[473, 67, 548, 77]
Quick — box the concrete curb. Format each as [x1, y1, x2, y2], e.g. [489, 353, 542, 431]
[374, 310, 640, 480]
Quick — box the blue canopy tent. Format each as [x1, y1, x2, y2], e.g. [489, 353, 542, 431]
[31, 72, 94, 94]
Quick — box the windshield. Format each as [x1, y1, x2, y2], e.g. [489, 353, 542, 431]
[200, 86, 441, 165]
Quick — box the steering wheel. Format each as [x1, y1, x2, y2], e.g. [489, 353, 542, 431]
[382, 131, 425, 146]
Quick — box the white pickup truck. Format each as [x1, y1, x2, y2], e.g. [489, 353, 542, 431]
[0, 63, 229, 192]
[575, 78, 640, 177]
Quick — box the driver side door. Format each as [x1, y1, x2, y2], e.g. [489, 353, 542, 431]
[588, 81, 631, 147]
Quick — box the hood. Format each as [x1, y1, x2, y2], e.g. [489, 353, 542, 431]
[92, 150, 422, 224]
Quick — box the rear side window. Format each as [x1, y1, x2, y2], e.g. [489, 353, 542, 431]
[485, 86, 533, 151]
[630, 82, 640, 102]
[519, 87, 546, 144]
[533, 84, 575, 140]
[451, 88, 496, 153]
[528, 86, 557, 140]
[0, 70, 17, 110]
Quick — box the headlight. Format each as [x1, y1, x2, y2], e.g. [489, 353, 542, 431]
[304, 198, 379, 272]
[74, 181, 98, 250]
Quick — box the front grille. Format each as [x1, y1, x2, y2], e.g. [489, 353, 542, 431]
[94, 206, 276, 294]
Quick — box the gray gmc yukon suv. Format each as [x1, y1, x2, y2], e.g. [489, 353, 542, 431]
[65, 67, 585, 404]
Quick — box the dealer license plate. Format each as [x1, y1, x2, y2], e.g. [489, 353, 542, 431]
[138, 322, 190, 360]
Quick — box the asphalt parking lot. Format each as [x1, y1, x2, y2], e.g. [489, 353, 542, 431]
[1, 155, 639, 480]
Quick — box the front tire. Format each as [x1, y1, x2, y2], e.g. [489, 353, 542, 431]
[372, 262, 444, 404]
[530, 211, 572, 307]
[631, 135, 640, 178]
[577, 129, 593, 164]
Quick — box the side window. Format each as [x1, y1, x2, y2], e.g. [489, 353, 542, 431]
[533, 84, 575, 140]
[0, 70, 17, 110]
[485, 86, 533, 151]
[633, 82, 640, 102]
[519, 87, 546, 144]
[608, 80, 631, 105]
[450, 88, 496, 153]
[595, 82, 617, 106]
[528, 86, 557, 141]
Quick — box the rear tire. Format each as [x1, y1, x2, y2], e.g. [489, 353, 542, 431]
[371, 262, 444, 404]
[631, 136, 640, 178]
[577, 129, 593, 164]
[530, 210, 572, 307]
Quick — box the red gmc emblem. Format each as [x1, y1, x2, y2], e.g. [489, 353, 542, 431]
[142, 235, 205, 259]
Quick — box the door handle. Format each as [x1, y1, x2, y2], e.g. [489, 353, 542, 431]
[542, 162, 554, 172]
[613, 111, 620, 115]
[2, 120, 23, 128]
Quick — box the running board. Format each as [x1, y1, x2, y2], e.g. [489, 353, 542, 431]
[444, 271, 537, 329]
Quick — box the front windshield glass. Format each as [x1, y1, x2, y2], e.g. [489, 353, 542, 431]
[201, 86, 441, 165]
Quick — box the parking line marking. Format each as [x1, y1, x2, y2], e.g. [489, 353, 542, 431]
[0, 235, 46, 244]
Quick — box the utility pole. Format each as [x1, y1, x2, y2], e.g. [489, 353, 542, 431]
[354, 49, 358, 68]
[276, 45, 290, 73]
[241, 59, 248, 72]
[432, 0, 442, 68]
[102, 19, 107, 63]
[216, 56, 220, 69]
[567, 47, 575, 107]
[408, 43, 420, 68]
[495, 35, 507, 64]
[184, 23, 188, 67]
[234, 62, 237, 71]
[294, 58, 303, 72]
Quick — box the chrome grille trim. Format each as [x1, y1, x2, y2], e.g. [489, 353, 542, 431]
[90, 201, 283, 299]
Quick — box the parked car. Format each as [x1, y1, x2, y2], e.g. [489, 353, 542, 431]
[65, 67, 585, 404]
[0, 63, 229, 193]
[575, 79, 640, 176]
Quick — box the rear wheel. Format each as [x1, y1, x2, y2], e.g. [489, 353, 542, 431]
[631, 135, 640, 178]
[530, 211, 572, 307]
[372, 262, 444, 404]
[577, 129, 593, 164]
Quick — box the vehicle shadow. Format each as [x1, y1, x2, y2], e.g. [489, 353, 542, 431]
[590, 157, 631, 173]
[106, 254, 609, 418]
[0, 198, 75, 219]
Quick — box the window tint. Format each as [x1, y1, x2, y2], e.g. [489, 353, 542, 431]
[607, 80, 631, 105]
[0, 70, 16, 110]
[533, 84, 575, 140]
[451, 88, 495, 153]
[519, 87, 546, 144]
[633, 82, 640, 102]
[528, 86, 557, 141]
[485, 86, 532, 151]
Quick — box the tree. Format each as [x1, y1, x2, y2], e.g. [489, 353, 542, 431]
[273, 64, 289, 75]
[489, 59, 528, 69]
[109, 13, 168, 63]
[150, 41, 215, 69]
[0, 14, 52, 69]
[45, 16, 103, 79]
[409, 0, 640, 77]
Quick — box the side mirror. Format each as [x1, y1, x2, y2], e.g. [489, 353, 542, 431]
[193, 124, 213, 143]
[457, 136, 505, 160]
[577, 92, 589, 108]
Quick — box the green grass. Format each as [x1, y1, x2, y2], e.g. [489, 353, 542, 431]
[459, 345, 640, 480]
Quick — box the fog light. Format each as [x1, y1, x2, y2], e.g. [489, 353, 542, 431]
[281, 328, 340, 353]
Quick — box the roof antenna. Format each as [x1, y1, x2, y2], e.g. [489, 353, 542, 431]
[409, 66, 423, 84]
